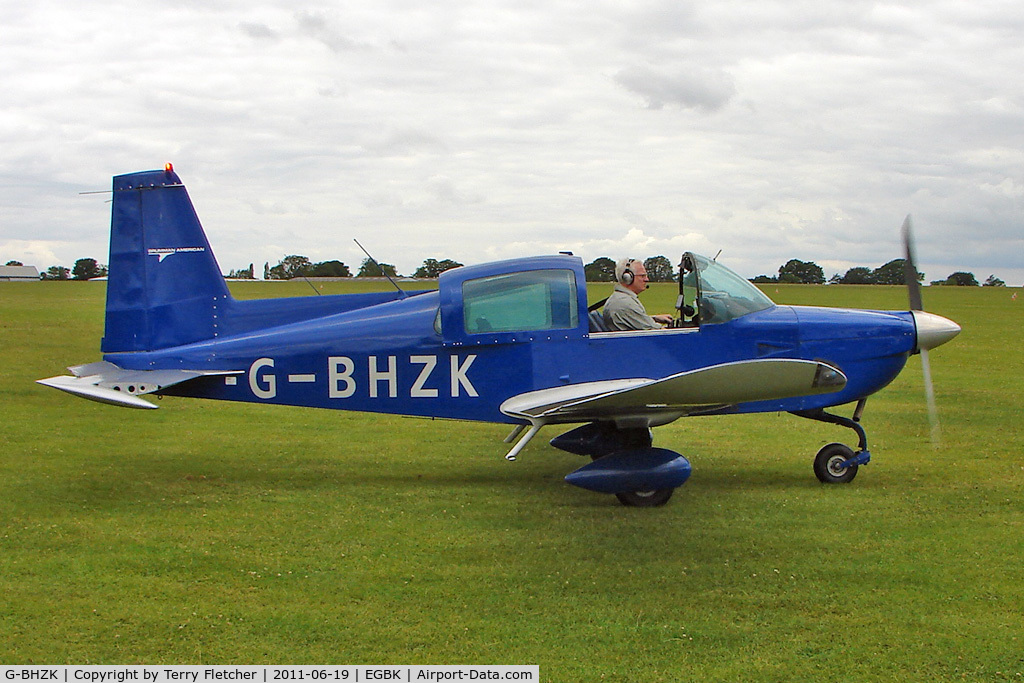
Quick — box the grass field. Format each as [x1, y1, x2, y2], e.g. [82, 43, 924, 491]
[1, 279, 1022, 680]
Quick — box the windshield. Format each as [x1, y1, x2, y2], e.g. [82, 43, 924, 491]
[683, 253, 775, 325]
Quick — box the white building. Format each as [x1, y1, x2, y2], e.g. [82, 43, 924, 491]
[0, 265, 40, 281]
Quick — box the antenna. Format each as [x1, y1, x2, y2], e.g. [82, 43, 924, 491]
[300, 272, 322, 296]
[79, 189, 114, 204]
[353, 239, 407, 299]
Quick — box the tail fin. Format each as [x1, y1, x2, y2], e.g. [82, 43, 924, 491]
[102, 167, 231, 353]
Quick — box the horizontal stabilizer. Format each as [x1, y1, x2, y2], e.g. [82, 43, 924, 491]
[37, 375, 160, 409]
[37, 361, 240, 410]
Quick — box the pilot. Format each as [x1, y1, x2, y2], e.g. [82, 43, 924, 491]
[603, 258, 674, 331]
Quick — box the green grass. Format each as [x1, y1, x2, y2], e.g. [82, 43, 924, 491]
[2, 280, 1023, 680]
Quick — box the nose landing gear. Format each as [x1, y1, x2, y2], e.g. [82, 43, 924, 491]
[793, 399, 872, 484]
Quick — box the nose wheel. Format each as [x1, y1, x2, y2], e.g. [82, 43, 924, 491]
[813, 443, 859, 483]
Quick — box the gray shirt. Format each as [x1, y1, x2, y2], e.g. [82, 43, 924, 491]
[603, 284, 661, 331]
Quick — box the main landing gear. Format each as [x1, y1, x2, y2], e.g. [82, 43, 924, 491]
[792, 399, 872, 484]
[551, 423, 692, 507]
[615, 487, 675, 508]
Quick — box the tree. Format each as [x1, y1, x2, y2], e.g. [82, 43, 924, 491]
[268, 255, 313, 280]
[838, 267, 874, 284]
[644, 255, 675, 282]
[872, 258, 923, 286]
[310, 260, 352, 277]
[42, 265, 70, 280]
[936, 271, 979, 286]
[72, 258, 103, 280]
[228, 264, 255, 279]
[263, 262, 270, 280]
[778, 259, 824, 284]
[751, 274, 777, 284]
[983, 274, 1006, 287]
[413, 258, 463, 278]
[357, 258, 398, 278]
[584, 257, 616, 282]
[5, 260, 23, 266]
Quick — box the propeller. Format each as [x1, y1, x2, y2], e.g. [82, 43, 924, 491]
[901, 215, 960, 447]
[902, 216, 923, 312]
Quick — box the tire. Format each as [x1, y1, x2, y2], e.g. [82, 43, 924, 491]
[615, 488, 674, 507]
[813, 443, 858, 484]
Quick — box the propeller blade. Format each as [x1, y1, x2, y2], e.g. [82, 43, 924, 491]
[902, 215, 923, 311]
[902, 215, 944, 447]
[920, 348, 941, 447]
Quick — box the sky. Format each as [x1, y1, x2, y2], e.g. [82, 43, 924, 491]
[2, 0, 1022, 285]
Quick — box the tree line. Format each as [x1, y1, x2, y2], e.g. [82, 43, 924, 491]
[8, 254, 1009, 287]
[236, 256, 467, 280]
[253, 255, 680, 282]
[4, 258, 108, 280]
[13, 253, 678, 282]
[8, 255, 466, 281]
[583, 256, 675, 282]
[753, 258, 1007, 287]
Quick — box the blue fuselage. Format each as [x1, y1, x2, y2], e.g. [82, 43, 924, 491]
[105, 271, 917, 425]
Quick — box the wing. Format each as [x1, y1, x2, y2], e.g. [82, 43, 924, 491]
[498, 359, 846, 459]
[37, 361, 241, 410]
[502, 358, 846, 423]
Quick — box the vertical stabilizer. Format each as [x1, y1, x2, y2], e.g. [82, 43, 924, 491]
[102, 167, 231, 353]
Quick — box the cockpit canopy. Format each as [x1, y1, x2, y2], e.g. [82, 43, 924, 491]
[434, 252, 775, 343]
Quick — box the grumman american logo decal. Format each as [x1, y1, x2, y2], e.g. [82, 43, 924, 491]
[148, 247, 206, 262]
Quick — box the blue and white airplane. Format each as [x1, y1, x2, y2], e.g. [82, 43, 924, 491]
[38, 166, 961, 506]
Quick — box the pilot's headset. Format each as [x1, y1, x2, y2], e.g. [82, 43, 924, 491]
[616, 258, 639, 287]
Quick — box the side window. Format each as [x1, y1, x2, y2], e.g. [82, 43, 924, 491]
[462, 269, 579, 334]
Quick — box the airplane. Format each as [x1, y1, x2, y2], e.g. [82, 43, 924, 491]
[37, 165, 961, 506]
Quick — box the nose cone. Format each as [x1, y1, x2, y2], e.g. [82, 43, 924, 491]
[912, 310, 961, 351]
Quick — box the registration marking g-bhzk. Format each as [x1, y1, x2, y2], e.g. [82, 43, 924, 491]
[246, 354, 478, 401]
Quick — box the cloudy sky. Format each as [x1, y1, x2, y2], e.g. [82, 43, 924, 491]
[2, 0, 1022, 284]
